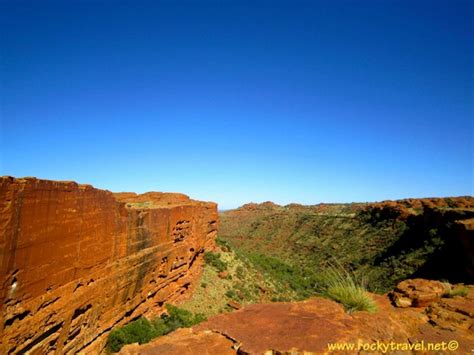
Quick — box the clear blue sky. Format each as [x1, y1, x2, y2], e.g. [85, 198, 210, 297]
[1, 0, 472, 209]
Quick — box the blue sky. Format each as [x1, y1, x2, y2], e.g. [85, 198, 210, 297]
[1, 0, 472, 209]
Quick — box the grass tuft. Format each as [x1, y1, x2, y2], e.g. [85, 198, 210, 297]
[322, 264, 378, 313]
[443, 285, 469, 298]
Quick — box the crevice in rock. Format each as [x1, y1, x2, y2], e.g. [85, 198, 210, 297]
[4, 310, 30, 328]
[15, 322, 63, 354]
[66, 327, 81, 343]
[208, 329, 241, 351]
[38, 296, 60, 311]
[72, 304, 92, 321]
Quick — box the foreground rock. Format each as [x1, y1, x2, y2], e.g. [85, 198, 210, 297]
[0, 177, 218, 354]
[123, 281, 474, 354]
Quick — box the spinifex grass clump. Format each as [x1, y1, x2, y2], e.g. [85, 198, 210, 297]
[322, 264, 378, 313]
[106, 304, 206, 353]
[443, 285, 469, 298]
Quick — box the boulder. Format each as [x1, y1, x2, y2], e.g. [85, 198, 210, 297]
[391, 279, 450, 308]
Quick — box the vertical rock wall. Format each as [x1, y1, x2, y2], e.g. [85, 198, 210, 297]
[0, 177, 218, 354]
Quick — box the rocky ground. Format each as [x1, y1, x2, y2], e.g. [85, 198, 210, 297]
[120, 279, 474, 354]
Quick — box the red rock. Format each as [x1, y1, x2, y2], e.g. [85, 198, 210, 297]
[362, 197, 474, 221]
[131, 284, 474, 354]
[0, 177, 218, 354]
[217, 271, 228, 279]
[425, 287, 474, 331]
[391, 279, 450, 308]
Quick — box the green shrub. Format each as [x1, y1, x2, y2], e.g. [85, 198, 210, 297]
[204, 252, 228, 272]
[242, 252, 317, 297]
[107, 317, 157, 353]
[235, 266, 245, 279]
[106, 305, 206, 353]
[216, 237, 232, 251]
[445, 198, 456, 208]
[107, 328, 131, 354]
[235, 285, 252, 299]
[225, 289, 237, 299]
[271, 296, 289, 302]
[428, 228, 438, 238]
[321, 265, 377, 313]
[165, 304, 206, 327]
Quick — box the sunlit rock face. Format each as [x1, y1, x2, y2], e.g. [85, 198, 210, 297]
[0, 177, 218, 354]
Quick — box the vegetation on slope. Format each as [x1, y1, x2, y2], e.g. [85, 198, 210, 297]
[179, 243, 307, 317]
[180, 237, 377, 316]
[219, 200, 474, 292]
[106, 305, 205, 353]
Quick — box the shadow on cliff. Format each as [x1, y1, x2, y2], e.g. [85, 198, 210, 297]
[372, 207, 474, 287]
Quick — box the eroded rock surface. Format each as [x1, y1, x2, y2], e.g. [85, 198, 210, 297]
[127, 282, 474, 354]
[391, 279, 450, 308]
[0, 177, 218, 354]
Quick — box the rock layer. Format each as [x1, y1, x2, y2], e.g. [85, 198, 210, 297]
[0, 177, 218, 354]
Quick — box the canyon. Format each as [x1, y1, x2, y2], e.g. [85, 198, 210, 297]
[1, 176, 473, 354]
[119, 196, 474, 354]
[219, 197, 474, 291]
[0, 177, 218, 354]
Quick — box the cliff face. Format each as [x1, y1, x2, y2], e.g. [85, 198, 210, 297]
[0, 177, 218, 354]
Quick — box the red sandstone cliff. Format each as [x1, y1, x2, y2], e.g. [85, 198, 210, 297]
[0, 177, 218, 354]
